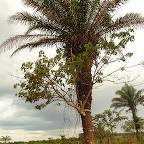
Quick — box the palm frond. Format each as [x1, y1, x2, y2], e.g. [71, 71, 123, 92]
[134, 89, 144, 103]
[11, 1, 72, 33]
[88, 0, 112, 32]
[112, 97, 128, 103]
[111, 96, 129, 108]
[40, 0, 71, 25]
[135, 89, 144, 97]
[11, 37, 61, 57]
[136, 96, 144, 104]
[22, 0, 62, 18]
[116, 90, 128, 98]
[111, 13, 144, 31]
[9, 12, 67, 35]
[88, 0, 129, 34]
[0, 34, 49, 53]
[8, 12, 44, 26]
[86, 0, 100, 26]
[22, 0, 40, 10]
[111, 102, 128, 109]
[108, 0, 130, 12]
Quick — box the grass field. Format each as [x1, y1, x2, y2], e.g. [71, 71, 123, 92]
[2, 134, 144, 144]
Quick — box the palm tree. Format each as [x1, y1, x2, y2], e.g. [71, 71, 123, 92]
[1, 0, 144, 143]
[111, 83, 144, 142]
[0, 136, 12, 144]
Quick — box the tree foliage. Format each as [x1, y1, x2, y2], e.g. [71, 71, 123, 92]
[14, 31, 135, 113]
[0, 136, 12, 144]
[122, 117, 144, 134]
[92, 109, 126, 144]
[93, 109, 126, 133]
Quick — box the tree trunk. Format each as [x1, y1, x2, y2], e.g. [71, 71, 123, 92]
[134, 117, 140, 142]
[81, 111, 95, 144]
[98, 135, 103, 144]
[76, 59, 95, 144]
[131, 107, 140, 142]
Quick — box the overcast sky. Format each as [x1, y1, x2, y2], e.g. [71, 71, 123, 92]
[1, 0, 144, 142]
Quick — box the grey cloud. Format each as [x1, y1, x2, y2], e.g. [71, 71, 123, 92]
[0, 107, 78, 132]
[0, 117, 54, 131]
[0, 94, 77, 131]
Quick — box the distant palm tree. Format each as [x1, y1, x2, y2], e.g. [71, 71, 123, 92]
[111, 83, 144, 142]
[1, 1, 144, 143]
[0, 136, 12, 144]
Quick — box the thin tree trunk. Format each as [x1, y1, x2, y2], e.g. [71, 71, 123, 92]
[76, 59, 95, 144]
[131, 107, 140, 142]
[99, 138, 103, 144]
[134, 117, 140, 142]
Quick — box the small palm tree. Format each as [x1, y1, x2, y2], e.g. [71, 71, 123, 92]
[0, 136, 12, 144]
[111, 83, 144, 142]
[1, 1, 144, 143]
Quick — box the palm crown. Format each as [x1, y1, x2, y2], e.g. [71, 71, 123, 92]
[111, 83, 144, 111]
[1, 0, 144, 58]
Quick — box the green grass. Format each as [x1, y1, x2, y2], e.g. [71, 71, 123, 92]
[4, 134, 144, 144]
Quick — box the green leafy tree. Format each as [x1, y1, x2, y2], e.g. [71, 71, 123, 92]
[93, 109, 127, 134]
[122, 117, 144, 134]
[0, 136, 12, 144]
[94, 125, 111, 144]
[1, 1, 144, 143]
[92, 109, 126, 144]
[111, 84, 144, 142]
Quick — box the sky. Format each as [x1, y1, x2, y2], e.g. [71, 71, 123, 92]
[0, 0, 144, 142]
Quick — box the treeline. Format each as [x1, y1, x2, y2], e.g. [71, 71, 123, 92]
[8, 137, 79, 144]
[4, 134, 144, 144]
